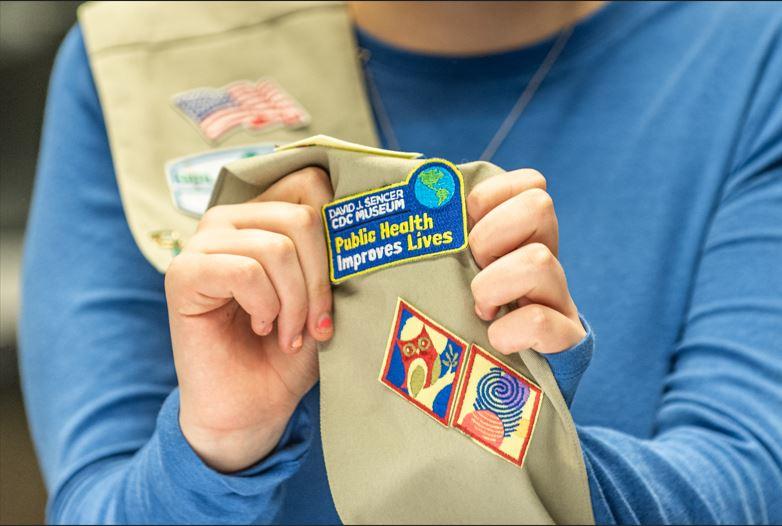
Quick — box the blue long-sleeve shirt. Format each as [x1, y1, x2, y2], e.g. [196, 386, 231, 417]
[20, 2, 782, 524]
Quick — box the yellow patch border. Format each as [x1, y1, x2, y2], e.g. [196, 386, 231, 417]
[322, 158, 469, 284]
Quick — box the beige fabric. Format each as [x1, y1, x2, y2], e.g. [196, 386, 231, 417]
[213, 141, 594, 524]
[79, 1, 378, 272]
[79, 1, 593, 521]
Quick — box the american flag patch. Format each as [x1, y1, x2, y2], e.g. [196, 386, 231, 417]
[172, 78, 310, 143]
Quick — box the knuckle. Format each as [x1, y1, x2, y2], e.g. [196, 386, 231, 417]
[528, 188, 554, 217]
[265, 235, 297, 261]
[523, 169, 547, 190]
[290, 204, 319, 229]
[527, 305, 549, 332]
[198, 206, 224, 228]
[468, 228, 485, 258]
[466, 187, 486, 218]
[470, 273, 494, 306]
[299, 166, 329, 186]
[234, 257, 259, 282]
[470, 274, 484, 302]
[487, 323, 510, 353]
[528, 243, 554, 270]
[183, 232, 207, 253]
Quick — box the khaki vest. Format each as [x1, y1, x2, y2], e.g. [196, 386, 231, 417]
[78, 2, 593, 523]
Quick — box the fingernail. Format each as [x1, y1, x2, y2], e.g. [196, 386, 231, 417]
[475, 304, 485, 319]
[259, 323, 272, 336]
[316, 313, 333, 333]
[291, 334, 303, 351]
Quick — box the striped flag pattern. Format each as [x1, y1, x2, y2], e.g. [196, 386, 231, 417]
[173, 79, 310, 142]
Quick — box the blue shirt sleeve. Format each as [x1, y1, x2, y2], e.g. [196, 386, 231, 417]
[543, 315, 595, 406]
[577, 38, 782, 523]
[22, 13, 782, 525]
[19, 26, 314, 524]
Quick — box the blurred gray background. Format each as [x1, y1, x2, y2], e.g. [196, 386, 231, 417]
[1, 2, 81, 523]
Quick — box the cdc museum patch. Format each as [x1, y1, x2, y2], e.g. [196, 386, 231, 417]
[322, 159, 467, 284]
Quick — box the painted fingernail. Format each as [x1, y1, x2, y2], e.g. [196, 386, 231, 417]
[291, 334, 303, 351]
[316, 313, 333, 333]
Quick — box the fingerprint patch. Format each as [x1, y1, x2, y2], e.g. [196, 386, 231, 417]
[452, 345, 542, 467]
[378, 301, 543, 468]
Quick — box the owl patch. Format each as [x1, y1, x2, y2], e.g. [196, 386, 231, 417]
[379, 299, 542, 468]
[379, 298, 468, 425]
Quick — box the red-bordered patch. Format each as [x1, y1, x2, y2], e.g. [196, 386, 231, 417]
[378, 298, 468, 426]
[452, 344, 542, 467]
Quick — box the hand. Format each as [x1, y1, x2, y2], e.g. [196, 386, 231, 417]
[165, 167, 334, 473]
[468, 169, 586, 355]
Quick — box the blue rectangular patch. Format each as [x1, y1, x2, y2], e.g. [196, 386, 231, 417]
[322, 159, 468, 283]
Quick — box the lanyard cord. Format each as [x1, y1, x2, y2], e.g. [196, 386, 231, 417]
[361, 26, 574, 162]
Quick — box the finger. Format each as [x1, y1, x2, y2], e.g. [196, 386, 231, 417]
[488, 304, 586, 355]
[258, 167, 334, 339]
[196, 202, 332, 341]
[469, 187, 558, 268]
[187, 229, 309, 352]
[471, 242, 578, 321]
[166, 252, 280, 336]
[253, 166, 333, 210]
[467, 168, 547, 227]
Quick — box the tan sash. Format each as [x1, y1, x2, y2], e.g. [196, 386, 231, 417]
[211, 139, 593, 524]
[79, 0, 377, 272]
[79, 2, 593, 522]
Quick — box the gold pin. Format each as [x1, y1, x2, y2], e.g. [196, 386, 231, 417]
[149, 229, 182, 256]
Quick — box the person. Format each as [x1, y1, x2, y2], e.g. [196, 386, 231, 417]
[20, 1, 782, 524]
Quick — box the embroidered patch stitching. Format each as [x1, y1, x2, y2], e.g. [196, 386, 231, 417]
[378, 298, 469, 426]
[452, 344, 542, 467]
[378, 300, 543, 467]
[322, 159, 468, 284]
[171, 78, 310, 144]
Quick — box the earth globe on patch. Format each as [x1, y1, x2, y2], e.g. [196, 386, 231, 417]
[413, 166, 456, 209]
